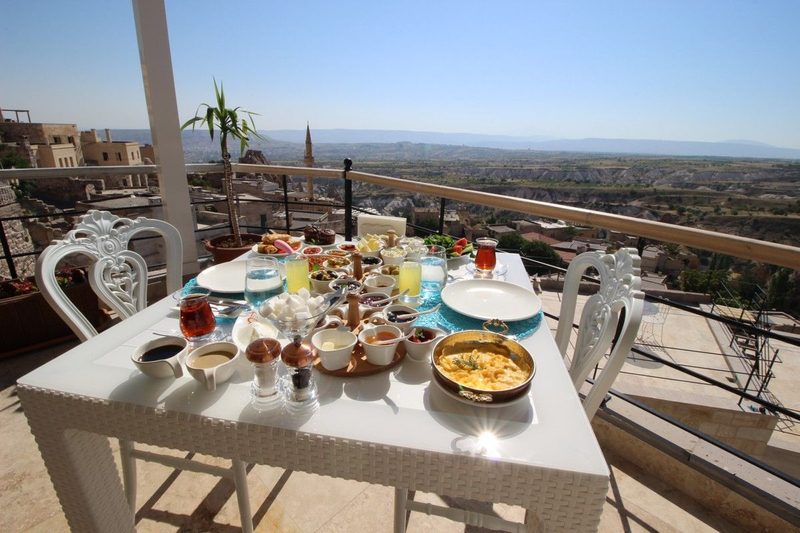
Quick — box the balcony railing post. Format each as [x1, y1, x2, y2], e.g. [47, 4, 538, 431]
[282, 175, 291, 234]
[438, 197, 446, 235]
[343, 158, 353, 240]
[0, 220, 18, 279]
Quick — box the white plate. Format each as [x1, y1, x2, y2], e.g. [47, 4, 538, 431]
[231, 311, 284, 352]
[431, 375, 531, 409]
[250, 244, 296, 258]
[440, 279, 541, 322]
[300, 234, 344, 249]
[196, 262, 247, 294]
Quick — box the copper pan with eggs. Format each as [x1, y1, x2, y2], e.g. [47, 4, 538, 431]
[431, 320, 535, 405]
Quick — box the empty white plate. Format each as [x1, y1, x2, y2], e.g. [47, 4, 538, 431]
[441, 279, 541, 321]
[196, 261, 247, 294]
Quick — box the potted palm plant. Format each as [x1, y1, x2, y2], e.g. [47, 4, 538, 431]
[182, 79, 266, 263]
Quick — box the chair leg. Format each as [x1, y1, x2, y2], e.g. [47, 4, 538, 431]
[119, 440, 137, 514]
[394, 488, 408, 533]
[232, 460, 253, 533]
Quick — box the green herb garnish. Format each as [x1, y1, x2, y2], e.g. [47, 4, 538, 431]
[454, 353, 482, 371]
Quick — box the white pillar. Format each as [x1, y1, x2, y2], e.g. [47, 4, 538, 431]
[132, 0, 199, 275]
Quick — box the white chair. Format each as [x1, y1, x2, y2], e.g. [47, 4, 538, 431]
[554, 246, 645, 420]
[35, 210, 254, 532]
[357, 213, 407, 237]
[393, 247, 644, 533]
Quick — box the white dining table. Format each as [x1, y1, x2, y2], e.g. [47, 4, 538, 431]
[17, 252, 608, 532]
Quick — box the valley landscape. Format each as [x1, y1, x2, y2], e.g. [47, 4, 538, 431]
[115, 129, 800, 247]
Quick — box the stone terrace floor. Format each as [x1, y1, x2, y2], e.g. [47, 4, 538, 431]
[0, 287, 771, 532]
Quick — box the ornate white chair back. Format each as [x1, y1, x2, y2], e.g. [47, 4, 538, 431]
[356, 213, 407, 237]
[554, 247, 644, 419]
[35, 210, 183, 341]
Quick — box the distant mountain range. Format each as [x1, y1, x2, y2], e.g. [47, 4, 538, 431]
[262, 129, 800, 159]
[112, 129, 800, 160]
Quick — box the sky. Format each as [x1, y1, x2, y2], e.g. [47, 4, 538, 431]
[1, 0, 799, 148]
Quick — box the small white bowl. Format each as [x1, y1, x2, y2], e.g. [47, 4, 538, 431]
[309, 269, 344, 294]
[185, 341, 241, 392]
[131, 336, 187, 379]
[364, 274, 396, 294]
[360, 256, 384, 273]
[312, 329, 357, 371]
[381, 247, 407, 266]
[359, 324, 403, 366]
[329, 277, 363, 294]
[382, 304, 418, 333]
[403, 328, 445, 362]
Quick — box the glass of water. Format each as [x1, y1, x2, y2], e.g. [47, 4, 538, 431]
[245, 257, 283, 311]
[420, 245, 448, 296]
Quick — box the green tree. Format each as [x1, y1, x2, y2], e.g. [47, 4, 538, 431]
[497, 233, 525, 250]
[182, 79, 265, 247]
[562, 224, 579, 240]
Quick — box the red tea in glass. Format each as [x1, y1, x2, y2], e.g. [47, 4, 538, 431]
[474, 237, 498, 274]
[179, 293, 216, 340]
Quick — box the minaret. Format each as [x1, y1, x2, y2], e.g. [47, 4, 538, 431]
[304, 123, 315, 201]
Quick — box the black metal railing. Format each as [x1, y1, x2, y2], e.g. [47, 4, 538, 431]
[2, 160, 799, 494]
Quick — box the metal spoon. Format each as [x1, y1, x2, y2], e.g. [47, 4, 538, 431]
[372, 289, 409, 306]
[369, 328, 418, 346]
[386, 304, 441, 322]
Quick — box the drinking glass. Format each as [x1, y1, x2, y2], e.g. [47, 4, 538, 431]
[245, 257, 282, 310]
[179, 287, 216, 341]
[420, 245, 447, 295]
[398, 260, 422, 305]
[284, 255, 310, 294]
[474, 237, 498, 275]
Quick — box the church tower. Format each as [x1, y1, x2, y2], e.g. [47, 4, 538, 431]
[304, 123, 314, 201]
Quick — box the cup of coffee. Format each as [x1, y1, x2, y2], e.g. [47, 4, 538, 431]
[185, 341, 241, 391]
[131, 336, 187, 379]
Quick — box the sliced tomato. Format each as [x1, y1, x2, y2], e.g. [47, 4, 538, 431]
[455, 238, 468, 247]
[452, 244, 463, 255]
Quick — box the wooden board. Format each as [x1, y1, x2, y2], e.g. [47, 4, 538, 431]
[313, 317, 406, 377]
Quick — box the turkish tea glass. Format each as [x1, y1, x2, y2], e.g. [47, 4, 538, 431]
[474, 237, 498, 275]
[179, 287, 216, 341]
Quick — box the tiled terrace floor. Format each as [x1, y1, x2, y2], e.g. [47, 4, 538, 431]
[0, 298, 756, 532]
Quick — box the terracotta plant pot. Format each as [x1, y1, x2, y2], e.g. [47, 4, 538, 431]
[204, 233, 263, 263]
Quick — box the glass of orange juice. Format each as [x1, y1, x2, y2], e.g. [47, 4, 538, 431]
[398, 261, 421, 306]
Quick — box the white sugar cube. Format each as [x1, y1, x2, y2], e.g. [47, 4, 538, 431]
[267, 313, 277, 321]
[272, 300, 286, 313]
[298, 287, 311, 300]
[277, 307, 292, 320]
[295, 310, 311, 321]
[287, 295, 303, 309]
[278, 292, 289, 300]
[313, 295, 325, 307]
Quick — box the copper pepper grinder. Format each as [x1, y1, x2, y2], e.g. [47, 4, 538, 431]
[281, 335, 318, 409]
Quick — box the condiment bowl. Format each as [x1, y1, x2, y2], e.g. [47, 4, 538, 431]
[329, 277, 363, 295]
[309, 269, 344, 294]
[380, 247, 407, 266]
[382, 304, 418, 333]
[186, 341, 241, 392]
[312, 329, 357, 371]
[131, 336, 187, 379]
[364, 274, 396, 294]
[360, 255, 384, 273]
[403, 327, 446, 362]
[358, 324, 403, 366]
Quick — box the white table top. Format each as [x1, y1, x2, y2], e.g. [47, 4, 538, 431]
[19, 252, 608, 479]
